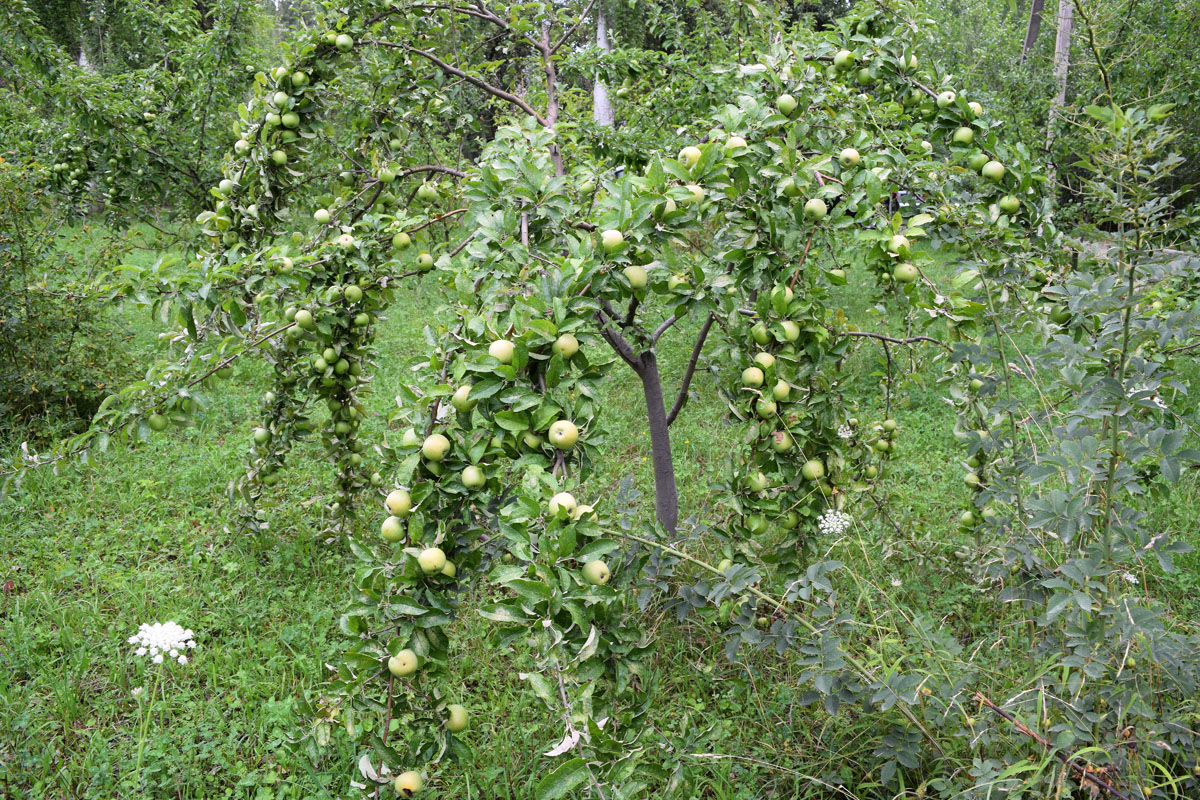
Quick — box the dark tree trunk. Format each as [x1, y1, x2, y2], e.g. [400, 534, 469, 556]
[1021, 0, 1046, 62]
[633, 352, 679, 533]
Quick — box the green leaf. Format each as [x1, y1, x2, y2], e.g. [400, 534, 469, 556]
[534, 758, 589, 800]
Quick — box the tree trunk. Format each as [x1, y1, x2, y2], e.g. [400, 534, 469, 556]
[1045, 0, 1074, 193]
[634, 352, 679, 533]
[1020, 0, 1046, 62]
[593, 3, 614, 127]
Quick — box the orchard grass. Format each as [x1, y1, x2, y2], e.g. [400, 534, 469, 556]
[2, 236, 1197, 798]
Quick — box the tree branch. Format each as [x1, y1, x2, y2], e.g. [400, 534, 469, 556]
[666, 312, 714, 426]
[595, 309, 640, 367]
[651, 315, 679, 343]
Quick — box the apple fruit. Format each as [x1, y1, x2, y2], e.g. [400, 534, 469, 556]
[952, 126, 974, 146]
[801, 459, 825, 481]
[776, 93, 798, 116]
[679, 145, 702, 167]
[772, 380, 791, 401]
[804, 198, 828, 221]
[725, 135, 747, 149]
[549, 491, 577, 517]
[393, 231, 411, 249]
[601, 229, 624, 253]
[833, 49, 855, 69]
[893, 263, 919, 283]
[751, 323, 770, 345]
[488, 340, 515, 364]
[234, 139, 251, 156]
[552, 333, 579, 358]
[889, 234, 911, 256]
[746, 470, 769, 491]
[968, 153, 989, 172]
[441, 561, 456, 578]
[416, 252, 434, 271]
[667, 274, 689, 292]
[781, 177, 803, 197]
[582, 560, 611, 585]
[683, 184, 705, 204]
[335, 33, 353, 51]
[291, 71, 309, 87]
[394, 772, 423, 798]
[418, 547, 447, 574]
[386, 489, 412, 517]
[381, 516, 405, 542]
[981, 160, 1005, 181]
[549, 420, 579, 449]
[337, 233, 355, 249]
[294, 309, 315, 329]
[756, 398, 777, 419]
[771, 431, 793, 452]
[998, 195, 1020, 214]
[388, 649, 419, 677]
[253, 426, 271, 445]
[461, 465, 485, 489]
[717, 558, 734, 573]
[742, 366, 765, 387]
[964, 472, 981, 488]
[839, 147, 860, 167]
[148, 413, 169, 432]
[450, 385, 475, 413]
[422, 433, 450, 461]
[445, 704, 468, 733]
[780, 320, 800, 341]
[281, 112, 299, 128]
[624, 264, 647, 289]
[968, 101, 983, 117]
[754, 352, 775, 370]
[344, 284, 363, 303]
[270, 149, 287, 166]
[314, 208, 331, 224]
[416, 182, 438, 204]
[937, 90, 956, 108]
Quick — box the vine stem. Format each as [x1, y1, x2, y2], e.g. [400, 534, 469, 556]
[610, 528, 946, 756]
[553, 662, 608, 800]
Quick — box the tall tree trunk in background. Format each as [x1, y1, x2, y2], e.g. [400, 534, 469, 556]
[1045, 0, 1074, 196]
[1020, 0, 1045, 63]
[593, 3, 614, 127]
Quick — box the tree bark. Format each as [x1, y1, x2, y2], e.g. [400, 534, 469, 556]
[633, 352, 679, 533]
[1045, 0, 1074, 193]
[1020, 0, 1046, 63]
[593, 3, 614, 127]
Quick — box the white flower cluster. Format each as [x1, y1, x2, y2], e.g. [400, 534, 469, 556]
[837, 424, 853, 440]
[128, 621, 197, 665]
[817, 509, 852, 536]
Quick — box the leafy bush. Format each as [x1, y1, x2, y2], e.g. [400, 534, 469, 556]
[0, 159, 130, 440]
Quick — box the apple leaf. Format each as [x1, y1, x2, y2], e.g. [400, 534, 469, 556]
[534, 758, 589, 800]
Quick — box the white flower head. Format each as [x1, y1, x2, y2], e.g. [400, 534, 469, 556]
[817, 509, 852, 537]
[131, 686, 145, 700]
[1122, 572, 1139, 585]
[129, 621, 198, 665]
[837, 425, 853, 440]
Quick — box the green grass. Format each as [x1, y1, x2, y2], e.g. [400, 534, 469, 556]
[1, 233, 1198, 798]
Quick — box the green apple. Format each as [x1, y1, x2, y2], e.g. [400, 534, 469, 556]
[386, 489, 412, 517]
[422, 433, 450, 461]
[772, 380, 791, 401]
[335, 33, 354, 51]
[445, 704, 468, 733]
[679, 145, 702, 167]
[582, 560, 611, 585]
[746, 470, 769, 491]
[388, 649, 419, 677]
[998, 195, 1020, 214]
[416, 252, 434, 271]
[889, 234, 911, 256]
[756, 398, 777, 419]
[234, 139, 251, 156]
[751, 323, 770, 345]
[833, 49, 855, 69]
[381, 515, 405, 542]
[981, 160, 1005, 181]
[968, 101, 983, 117]
[461, 465, 485, 489]
[717, 558, 734, 573]
[839, 147, 860, 167]
[416, 182, 438, 203]
[776, 93, 798, 116]
[313, 208, 331, 224]
[683, 184, 705, 204]
[393, 231, 411, 249]
[488, 340, 515, 364]
[804, 198, 828, 221]
[549, 491, 577, 517]
[667, 274, 689, 292]
[418, 547, 447, 574]
[148, 413, 169, 432]
[270, 149, 287, 166]
[337, 233, 355, 249]
[377, 167, 395, 183]
[725, 135, 747, 149]
[952, 126, 974, 146]
[624, 264, 648, 289]
[968, 153, 990, 172]
[780, 320, 800, 341]
[937, 90, 956, 108]
[893, 263, 919, 283]
[294, 309, 314, 329]
[754, 352, 776, 370]
[281, 112, 299, 128]
[801, 459, 825, 481]
[253, 426, 271, 445]
[552, 333, 579, 358]
[781, 177, 803, 197]
[742, 366, 765, 387]
[394, 772, 422, 798]
[601, 229, 624, 253]
[771, 431, 793, 452]
[549, 420, 579, 449]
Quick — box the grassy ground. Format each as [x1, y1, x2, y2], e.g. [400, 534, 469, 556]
[1, 234, 1197, 799]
